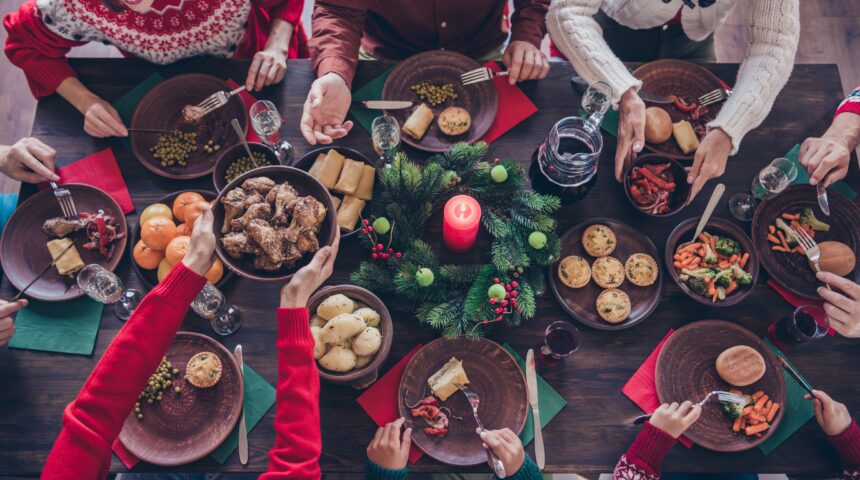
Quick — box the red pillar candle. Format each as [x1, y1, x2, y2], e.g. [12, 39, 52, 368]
[443, 195, 481, 253]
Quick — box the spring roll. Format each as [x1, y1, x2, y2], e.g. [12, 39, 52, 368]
[402, 103, 434, 140]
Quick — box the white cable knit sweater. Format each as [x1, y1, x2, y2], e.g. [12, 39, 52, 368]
[547, 0, 800, 154]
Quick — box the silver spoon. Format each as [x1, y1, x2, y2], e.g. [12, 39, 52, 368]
[680, 183, 725, 249]
[231, 119, 256, 162]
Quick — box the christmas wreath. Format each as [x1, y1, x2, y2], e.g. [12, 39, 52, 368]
[350, 142, 561, 337]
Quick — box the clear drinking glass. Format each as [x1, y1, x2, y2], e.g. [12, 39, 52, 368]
[250, 100, 294, 164]
[371, 115, 400, 168]
[536, 320, 581, 367]
[192, 282, 242, 336]
[581, 80, 613, 126]
[76, 264, 142, 321]
[729, 158, 798, 221]
[767, 304, 828, 349]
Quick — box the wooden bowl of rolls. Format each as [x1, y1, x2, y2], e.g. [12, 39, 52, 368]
[294, 147, 377, 238]
[307, 285, 393, 389]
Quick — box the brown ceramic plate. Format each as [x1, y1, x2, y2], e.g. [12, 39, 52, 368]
[633, 59, 725, 160]
[655, 320, 786, 452]
[307, 285, 392, 389]
[118, 332, 243, 466]
[0, 184, 127, 302]
[665, 217, 759, 307]
[212, 165, 337, 282]
[751, 184, 860, 299]
[212, 143, 280, 193]
[623, 154, 691, 217]
[131, 74, 246, 180]
[128, 190, 233, 290]
[549, 218, 662, 330]
[382, 51, 498, 152]
[293, 146, 378, 238]
[398, 337, 528, 467]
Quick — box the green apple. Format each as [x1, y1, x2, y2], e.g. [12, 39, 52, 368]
[528, 231, 547, 250]
[372, 217, 391, 235]
[490, 164, 508, 183]
[415, 267, 435, 287]
[487, 283, 506, 300]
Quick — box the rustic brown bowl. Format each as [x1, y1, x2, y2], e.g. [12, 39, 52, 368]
[381, 50, 498, 152]
[549, 218, 663, 330]
[130, 74, 247, 180]
[212, 165, 337, 282]
[665, 217, 759, 307]
[751, 184, 860, 299]
[212, 143, 280, 192]
[655, 320, 786, 452]
[128, 189, 233, 290]
[0, 184, 127, 302]
[623, 154, 691, 217]
[397, 336, 528, 466]
[118, 331, 243, 466]
[293, 146, 378, 238]
[307, 285, 393, 389]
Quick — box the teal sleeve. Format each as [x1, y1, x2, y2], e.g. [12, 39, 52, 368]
[365, 459, 409, 480]
[506, 455, 543, 480]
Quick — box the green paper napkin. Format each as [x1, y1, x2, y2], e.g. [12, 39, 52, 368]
[349, 66, 396, 134]
[9, 297, 104, 355]
[503, 344, 567, 446]
[210, 363, 276, 464]
[758, 339, 815, 455]
[782, 144, 857, 200]
[112, 72, 165, 151]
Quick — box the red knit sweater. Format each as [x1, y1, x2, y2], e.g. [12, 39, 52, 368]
[40, 262, 322, 479]
[3, 0, 309, 99]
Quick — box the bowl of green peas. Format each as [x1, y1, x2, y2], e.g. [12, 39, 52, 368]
[212, 142, 279, 192]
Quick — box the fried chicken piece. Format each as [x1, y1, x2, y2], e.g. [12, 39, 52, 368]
[42, 217, 87, 238]
[220, 231, 260, 259]
[230, 202, 272, 232]
[283, 242, 303, 266]
[247, 218, 285, 265]
[242, 177, 276, 196]
[254, 254, 283, 271]
[266, 184, 299, 225]
[221, 188, 247, 234]
[289, 196, 327, 232]
[243, 192, 265, 209]
[295, 230, 320, 254]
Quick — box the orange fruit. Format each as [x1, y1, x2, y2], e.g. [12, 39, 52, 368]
[205, 258, 224, 284]
[165, 235, 191, 265]
[133, 239, 164, 269]
[141, 216, 177, 250]
[183, 201, 209, 227]
[173, 192, 206, 223]
[157, 258, 174, 283]
[176, 223, 192, 236]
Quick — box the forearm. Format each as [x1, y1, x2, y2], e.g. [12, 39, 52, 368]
[824, 111, 860, 152]
[266, 18, 295, 55]
[309, 0, 366, 87]
[510, 0, 549, 48]
[56, 77, 99, 114]
[613, 423, 676, 480]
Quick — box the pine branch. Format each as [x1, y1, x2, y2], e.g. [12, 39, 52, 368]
[350, 261, 395, 294]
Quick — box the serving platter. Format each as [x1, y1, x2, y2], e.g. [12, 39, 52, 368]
[549, 218, 662, 330]
[655, 320, 786, 452]
[382, 50, 498, 153]
[751, 184, 860, 299]
[118, 332, 243, 466]
[397, 337, 528, 467]
[0, 184, 127, 302]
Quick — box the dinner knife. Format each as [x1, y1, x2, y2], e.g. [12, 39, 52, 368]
[816, 183, 830, 216]
[780, 357, 816, 397]
[234, 344, 249, 465]
[9, 242, 75, 302]
[525, 349, 545, 470]
[359, 100, 413, 110]
[569, 76, 673, 104]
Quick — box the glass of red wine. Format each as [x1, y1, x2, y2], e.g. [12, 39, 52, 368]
[767, 305, 828, 349]
[537, 321, 581, 366]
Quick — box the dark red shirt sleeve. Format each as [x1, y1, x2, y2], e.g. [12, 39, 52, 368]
[828, 421, 860, 479]
[510, 0, 549, 49]
[254, 0, 304, 25]
[613, 422, 677, 480]
[3, 1, 85, 99]
[309, 0, 367, 88]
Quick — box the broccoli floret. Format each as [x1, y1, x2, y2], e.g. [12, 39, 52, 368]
[733, 264, 754, 287]
[774, 218, 798, 246]
[800, 207, 831, 232]
[703, 242, 718, 264]
[721, 400, 746, 419]
[681, 268, 716, 279]
[714, 273, 732, 288]
[714, 236, 741, 256]
[717, 286, 726, 301]
[684, 276, 710, 296]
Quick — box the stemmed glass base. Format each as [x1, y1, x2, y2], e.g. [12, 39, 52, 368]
[728, 192, 756, 221]
[210, 305, 242, 336]
[271, 140, 294, 165]
[113, 288, 143, 321]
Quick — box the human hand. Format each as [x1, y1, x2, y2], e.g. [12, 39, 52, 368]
[503, 41, 549, 85]
[478, 428, 525, 475]
[246, 48, 287, 92]
[280, 229, 340, 308]
[806, 390, 852, 436]
[0, 299, 27, 348]
[81, 95, 128, 138]
[615, 88, 646, 181]
[300, 73, 354, 145]
[816, 271, 860, 337]
[367, 417, 412, 470]
[687, 128, 732, 201]
[648, 401, 702, 438]
[0, 137, 59, 183]
[799, 136, 850, 187]
[182, 207, 216, 276]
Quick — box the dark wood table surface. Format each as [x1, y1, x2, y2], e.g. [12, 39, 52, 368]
[0, 59, 857, 477]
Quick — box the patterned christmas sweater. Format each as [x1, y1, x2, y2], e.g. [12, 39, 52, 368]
[3, 0, 308, 98]
[836, 87, 860, 117]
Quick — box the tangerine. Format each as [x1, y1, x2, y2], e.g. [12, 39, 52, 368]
[133, 240, 164, 269]
[141, 216, 177, 250]
[183, 201, 209, 227]
[165, 235, 191, 265]
[176, 223, 192, 236]
[173, 192, 206, 223]
[205, 258, 224, 284]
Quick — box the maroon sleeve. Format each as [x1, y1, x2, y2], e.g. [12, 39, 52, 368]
[308, 0, 367, 88]
[254, 0, 304, 25]
[613, 422, 677, 480]
[827, 421, 860, 479]
[510, 0, 549, 49]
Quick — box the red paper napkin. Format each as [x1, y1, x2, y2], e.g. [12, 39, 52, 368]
[621, 330, 693, 448]
[227, 79, 264, 144]
[480, 62, 538, 144]
[766, 279, 835, 336]
[49, 149, 134, 214]
[357, 344, 424, 464]
[112, 438, 140, 469]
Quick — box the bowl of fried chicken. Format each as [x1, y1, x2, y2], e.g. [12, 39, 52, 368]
[212, 166, 337, 282]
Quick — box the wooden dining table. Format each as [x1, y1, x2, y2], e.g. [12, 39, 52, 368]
[0, 58, 857, 477]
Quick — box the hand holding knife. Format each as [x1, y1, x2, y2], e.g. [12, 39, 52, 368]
[525, 349, 545, 469]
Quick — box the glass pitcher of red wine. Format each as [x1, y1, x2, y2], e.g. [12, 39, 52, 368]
[529, 81, 612, 204]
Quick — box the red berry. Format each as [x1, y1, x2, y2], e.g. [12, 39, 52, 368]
[489, 298, 497, 305]
[493, 278, 500, 284]
[511, 291, 518, 297]
[376, 244, 384, 251]
[511, 281, 518, 288]
[388, 247, 394, 253]
[395, 252, 402, 258]
[512, 298, 518, 306]
[505, 292, 511, 298]
[496, 316, 503, 321]
[513, 273, 519, 278]
[501, 300, 509, 307]
[368, 227, 373, 232]
[361, 228, 368, 234]
[371, 253, 379, 260]
[495, 308, 503, 314]
[363, 219, 370, 225]
[505, 284, 512, 291]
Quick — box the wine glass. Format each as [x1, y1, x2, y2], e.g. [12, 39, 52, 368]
[371, 115, 400, 168]
[76, 264, 142, 321]
[192, 282, 242, 336]
[536, 320, 581, 367]
[250, 100, 294, 164]
[729, 157, 798, 221]
[581, 81, 613, 128]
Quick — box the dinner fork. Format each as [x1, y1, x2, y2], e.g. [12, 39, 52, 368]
[790, 224, 832, 291]
[460, 67, 510, 86]
[632, 391, 748, 425]
[698, 88, 731, 107]
[194, 85, 247, 117]
[49, 181, 77, 219]
[455, 384, 507, 478]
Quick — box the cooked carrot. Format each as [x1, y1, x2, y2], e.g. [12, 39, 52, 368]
[767, 234, 780, 244]
[749, 413, 767, 423]
[772, 245, 789, 252]
[768, 225, 776, 234]
[740, 252, 750, 269]
[708, 281, 716, 296]
[732, 416, 743, 432]
[712, 290, 718, 303]
[698, 233, 710, 243]
[726, 281, 738, 295]
[755, 394, 769, 410]
[776, 230, 790, 250]
[745, 423, 769, 436]
[765, 400, 772, 411]
[740, 416, 747, 430]
[742, 406, 754, 416]
[791, 246, 803, 254]
[766, 403, 780, 422]
[729, 389, 743, 395]
[790, 220, 801, 229]
[751, 391, 765, 400]
[718, 261, 731, 269]
[729, 254, 738, 264]
[782, 213, 800, 220]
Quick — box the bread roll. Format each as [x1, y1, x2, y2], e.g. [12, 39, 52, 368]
[353, 307, 380, 327]
[402, 103, 434, 140]
[672, 120, 700, 154]
[352, 327, 382, 356]
[319, 313, 366, 345]
[319, 346, 357, 372]
[644, 107, 673, 143]
[716, 345, 766, 387]
[316, 293, 354, 320]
